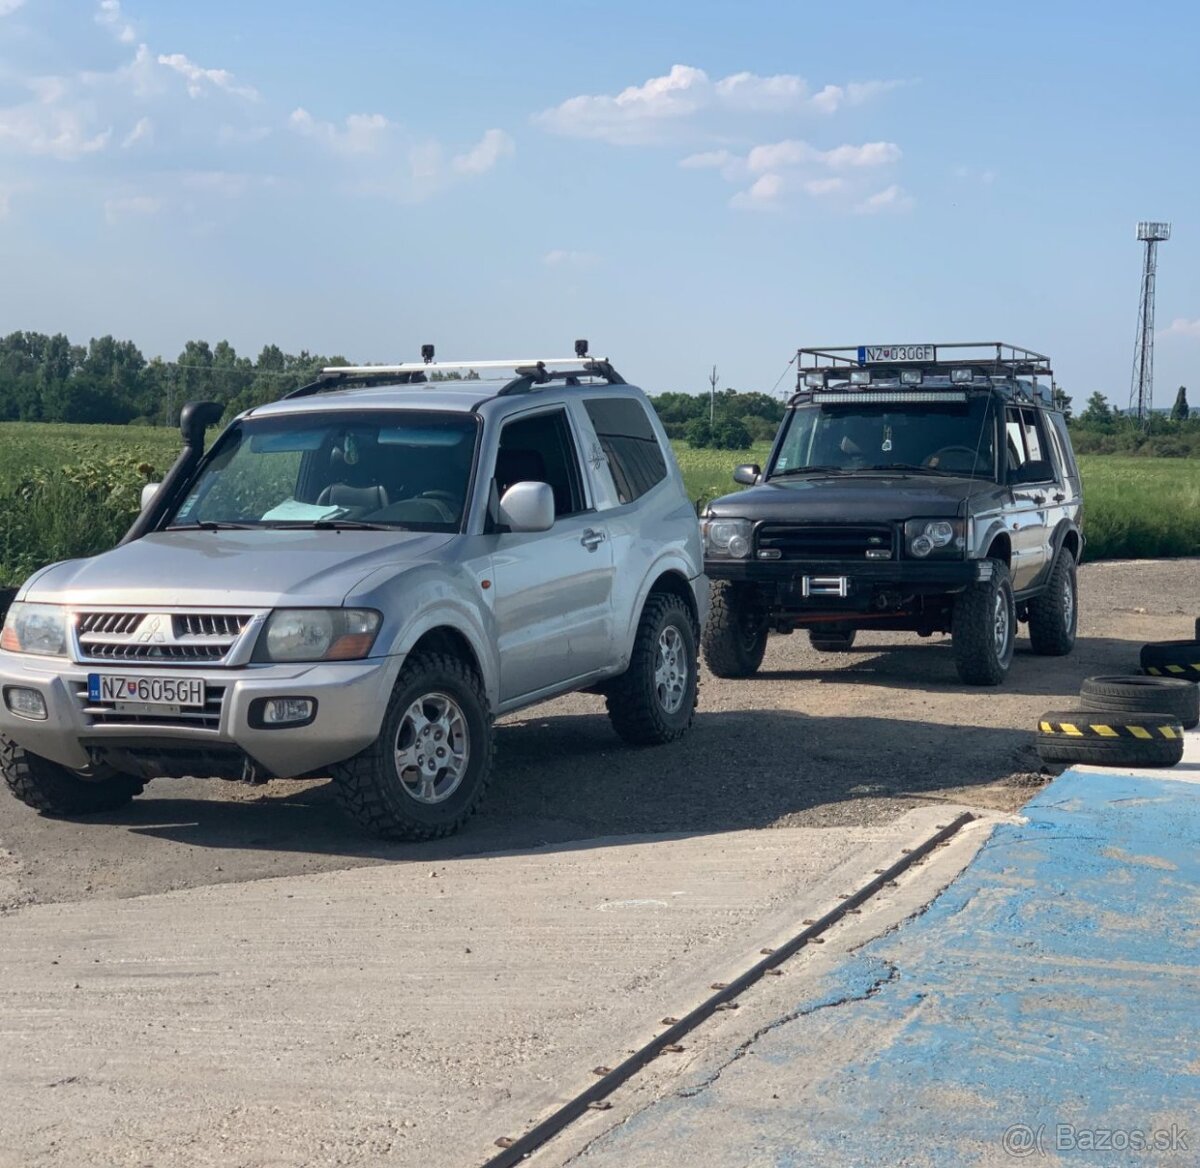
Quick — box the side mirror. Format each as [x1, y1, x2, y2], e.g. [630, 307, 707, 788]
[140, 482, 162, 512]
[498, 482, 555, 533]
[179, 400, 224, 450]
[1010, 459, 1053, 485]
[733, 464, 761, 486]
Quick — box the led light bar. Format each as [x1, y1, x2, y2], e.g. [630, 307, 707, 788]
[811, 391, 969, 404]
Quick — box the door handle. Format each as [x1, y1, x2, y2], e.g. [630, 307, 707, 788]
[1032, 494, 1046, 507]
[581, 528, 607, 551]
[1053, 493, 1066, 503]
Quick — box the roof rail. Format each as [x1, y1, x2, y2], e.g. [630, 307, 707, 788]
[284, 343, 624, 400]
[796, 341, 1052, 384]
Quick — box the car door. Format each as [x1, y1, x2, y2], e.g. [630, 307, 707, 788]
[1004, 405, 1051, 590]
[487, 407, 615, 704]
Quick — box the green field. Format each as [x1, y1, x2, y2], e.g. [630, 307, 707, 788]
[0, 423, 1196, 586]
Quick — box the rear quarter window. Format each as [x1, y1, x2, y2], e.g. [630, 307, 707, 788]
[584, 398, 668, 504]
[1047, 412, 1080, 481]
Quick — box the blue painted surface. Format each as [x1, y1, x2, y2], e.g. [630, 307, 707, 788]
[580, 770, 1200, 1167]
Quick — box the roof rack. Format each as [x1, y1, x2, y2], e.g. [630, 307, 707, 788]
[283, 341, 625, 400]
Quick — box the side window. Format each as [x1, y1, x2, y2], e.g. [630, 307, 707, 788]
[1048, 412, 1080, 480]
[494, 410, 585, 519]
[583, 397, 668, 505]
[1020, 408, 1046, 463]
[1005, 407, 1028, 474]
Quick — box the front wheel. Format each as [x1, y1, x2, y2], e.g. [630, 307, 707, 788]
[702, 582, 768, 678]
[1, 736, 145, 815]
[331, 651, 494, 840]
[607, 593, 699, 746]
[951, 561, 1016, 686]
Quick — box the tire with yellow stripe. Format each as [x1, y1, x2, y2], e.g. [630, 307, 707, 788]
[1140, 640, 1200, 682]
[1036, 709, 1185, 768]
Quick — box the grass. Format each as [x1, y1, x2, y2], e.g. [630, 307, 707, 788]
[0, 425, 1195, 586]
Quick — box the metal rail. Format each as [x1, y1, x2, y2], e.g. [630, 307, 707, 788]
[480, 810, 977, 1168]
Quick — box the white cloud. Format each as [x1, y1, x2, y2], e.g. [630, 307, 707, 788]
[679, 149, 736, 170]
[0, 0, 26, 15]
[543, 249, 600, 270]
[451, 128, 514, 175]
[730, 173, 785, 211]
[121, 115, 152, 148]
[158, 52, 258, 100]
[855, 184, 915, 214]
[289, 107, 391, 154]
[95, 0, 135, 43]
[0, 78, 112, 159]
[104, 194, 161, 223]
[536, 64, 902, 145]
[804, 177, 846, 196]
[1160, 318, 1200, 339]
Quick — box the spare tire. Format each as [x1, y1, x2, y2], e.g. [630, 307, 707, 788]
[1140, 640, 1200, 681]
[1080, 675, 1199, 730]
[1035, 709, 1184, 768]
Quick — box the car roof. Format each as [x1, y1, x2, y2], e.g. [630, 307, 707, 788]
[243, 377, 650, 422]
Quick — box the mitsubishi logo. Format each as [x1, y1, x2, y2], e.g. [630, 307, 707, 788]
[136, 615, 168, 644]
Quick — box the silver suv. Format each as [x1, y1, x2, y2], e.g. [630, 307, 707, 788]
[0, 348, 707, 839]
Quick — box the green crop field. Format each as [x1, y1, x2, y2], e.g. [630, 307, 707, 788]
[0, 423, 1196, 586]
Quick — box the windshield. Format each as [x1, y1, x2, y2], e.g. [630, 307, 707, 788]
[168, 410, 479, 532]
[770, 396, 996, 479]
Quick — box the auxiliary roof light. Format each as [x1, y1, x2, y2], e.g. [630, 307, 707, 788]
[804, 371, 826, 388]
[849, 370, 871, 386]
[574, 338, 589, 358]
[950, 368, 973, 384]
[900, 370, 923, 386]
[420, 343, 435, 364]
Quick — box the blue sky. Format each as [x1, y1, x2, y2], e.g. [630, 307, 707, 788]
[1, 0, 1198, 409]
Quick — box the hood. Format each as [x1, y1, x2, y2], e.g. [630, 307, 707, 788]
[22, 529, 456, 608]
[707, 474, 996, 523]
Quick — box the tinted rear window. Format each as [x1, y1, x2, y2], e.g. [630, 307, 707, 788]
[584, 398, 668, 504]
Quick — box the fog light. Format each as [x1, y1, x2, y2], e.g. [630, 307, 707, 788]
[250, 696, 316, 728]
[4, 686, 47, 720]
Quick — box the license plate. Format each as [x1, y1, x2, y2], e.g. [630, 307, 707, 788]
[87, 674, 205, 707]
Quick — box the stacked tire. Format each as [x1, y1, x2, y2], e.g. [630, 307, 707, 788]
[1036, 671, 1195, 770]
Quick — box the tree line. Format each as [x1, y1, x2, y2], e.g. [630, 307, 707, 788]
[0, 330, 1194, 455]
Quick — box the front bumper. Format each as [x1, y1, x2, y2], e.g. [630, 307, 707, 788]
[0, 651, 398, 776]
[705, 557, 988, 609]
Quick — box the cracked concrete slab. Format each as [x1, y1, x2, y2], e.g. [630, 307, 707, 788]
[0, 807, 989, 1168]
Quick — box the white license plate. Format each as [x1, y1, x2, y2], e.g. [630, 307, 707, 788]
[87, 674, 206, 708]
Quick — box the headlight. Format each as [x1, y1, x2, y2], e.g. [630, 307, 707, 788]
[0, 603, 68, 657]
[255, 609, 381, 662]
[904, 519, 965, 559]
[702, 517, 753, 559]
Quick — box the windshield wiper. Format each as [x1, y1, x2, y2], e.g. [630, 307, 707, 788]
[292, 519, 395, 531]
[769, 465, 848, 479]
[166, 520, 256, 531]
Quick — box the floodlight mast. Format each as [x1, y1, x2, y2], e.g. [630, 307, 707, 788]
[1130, 221, 1171, 427]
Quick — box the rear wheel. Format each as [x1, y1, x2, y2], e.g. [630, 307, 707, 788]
[1, 736, 145, 815]
[951, 561, 1016, 686]
[1027, 552, 1078, 656]
[331, 651, 494, 840]
[702, 582, 768, 678]
[809, 629, 857, 653]
[607, 593, 699, 746]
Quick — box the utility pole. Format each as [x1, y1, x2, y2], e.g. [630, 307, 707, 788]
[709, 365, 718, 424]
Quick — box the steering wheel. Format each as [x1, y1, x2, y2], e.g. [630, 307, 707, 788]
[925, 445, 981, 471]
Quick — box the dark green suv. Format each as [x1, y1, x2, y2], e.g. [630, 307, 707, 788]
[700, 343, 1083, 686]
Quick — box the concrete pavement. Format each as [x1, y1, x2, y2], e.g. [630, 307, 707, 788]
[561, 734, 1200, 1168]
[0, 807, 991, 1168]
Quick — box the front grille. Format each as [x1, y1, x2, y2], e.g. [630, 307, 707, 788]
[75, 683, 226, 731]
[75, 611, 254, 665]
[756, 523, 895, 561]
